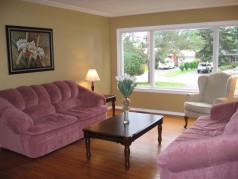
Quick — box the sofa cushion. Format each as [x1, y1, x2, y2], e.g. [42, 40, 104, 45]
[24, 104, 56, 122]
[61, 106, 108, 121]
[53, 81, 71, 99]
[0, 89, 25, 110]
[175, 116, 226, 143]
[184, 102, 211, 114]
[17, 86, 38, 109]
[210, 101, 238, 122]
[43, 83, 62, 104]
[31, 85, 51, 104]
[0, 97, 14, 115]
[28, 113, 78, 135]
[223, 109, 238, 135]
[54, 98, 82, 113]
[64, 80, 79, 98]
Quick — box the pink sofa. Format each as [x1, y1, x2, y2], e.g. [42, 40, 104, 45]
[157, 101, 238, 179]
[0, 80, 108, 158]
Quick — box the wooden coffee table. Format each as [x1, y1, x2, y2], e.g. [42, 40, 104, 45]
[104, 94, 116, 116]
[83, 112, 163, 170]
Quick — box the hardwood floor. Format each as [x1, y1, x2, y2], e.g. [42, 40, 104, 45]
[0, 110, 195, 179]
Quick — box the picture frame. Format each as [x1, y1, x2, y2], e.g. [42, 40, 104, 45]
[5, 25, 54, 74]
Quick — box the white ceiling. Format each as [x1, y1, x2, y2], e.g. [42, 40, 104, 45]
[23, 0, 238, 17]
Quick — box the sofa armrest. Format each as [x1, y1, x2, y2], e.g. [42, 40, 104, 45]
[0, 97, 14, 116]
[157, 135, 238, 173]
[213, 97, 228, 104]
[185, 93, 202, 102]
[77, 85, 105, 107]
[210, 101, 238, 121]
[1, 108, 33, 134]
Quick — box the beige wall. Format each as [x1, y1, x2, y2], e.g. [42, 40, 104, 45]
[0, 0, 111, 94]
[1, 1, 238, 114]
[110, 6, 238, 113]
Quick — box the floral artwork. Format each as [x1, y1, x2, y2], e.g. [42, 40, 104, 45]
[6, 25, 54, 74]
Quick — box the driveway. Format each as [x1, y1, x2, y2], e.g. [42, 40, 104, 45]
[136, 68, 200, 88]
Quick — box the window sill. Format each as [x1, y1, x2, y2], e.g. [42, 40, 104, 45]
[134, 87, 199, 95]
[135, 87, 238, 98]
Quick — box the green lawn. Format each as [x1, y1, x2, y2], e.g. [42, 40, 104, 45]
[162, 68, 196, 77]
[137, 81, 186, 87]
[136, 68, 195, 87]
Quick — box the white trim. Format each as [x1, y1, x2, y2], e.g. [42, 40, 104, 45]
[23, 0, 112, 17]
[116, 106, 184, 116]
[213, 27, 219, 72]
[150, 30, 155, 87]
[134, 87, 198, 94]
[135, 87, 238, 97]
[117, 20, 238, 33]
[116, 29, 122, 76]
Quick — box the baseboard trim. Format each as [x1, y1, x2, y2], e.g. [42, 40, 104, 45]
[115, 106, 184, 116]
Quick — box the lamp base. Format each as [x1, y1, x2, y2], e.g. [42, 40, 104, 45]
[91, 81, 94, 91]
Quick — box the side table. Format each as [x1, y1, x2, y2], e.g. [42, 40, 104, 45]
[104, 95, 116, 116]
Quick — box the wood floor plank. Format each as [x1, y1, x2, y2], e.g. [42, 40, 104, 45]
[0, 110, 195, 179]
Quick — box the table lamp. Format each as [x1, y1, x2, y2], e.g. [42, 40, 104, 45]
[85, 68, 100, 91]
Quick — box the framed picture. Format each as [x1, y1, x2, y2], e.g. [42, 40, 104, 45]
[5, 25, 54, 74]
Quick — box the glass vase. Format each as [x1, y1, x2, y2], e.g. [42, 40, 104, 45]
[122, 97, 131, 124]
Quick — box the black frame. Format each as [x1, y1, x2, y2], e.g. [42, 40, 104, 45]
[5, 25, 54, 74]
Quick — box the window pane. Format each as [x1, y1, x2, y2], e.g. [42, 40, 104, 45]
[153, 29, 213, 90]
[219, 26, 238, 92]
[122, 32, 149, 87]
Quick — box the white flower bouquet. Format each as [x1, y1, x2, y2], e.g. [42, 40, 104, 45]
[115, 74, 137, 98]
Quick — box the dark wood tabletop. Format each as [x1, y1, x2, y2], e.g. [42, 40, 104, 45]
[83, 112, 163, 170]
[84, 112, 162, 138]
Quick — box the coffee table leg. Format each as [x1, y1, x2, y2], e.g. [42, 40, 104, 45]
[124, 145, 130, 171]
[85, 137, 91, 160]
[158, 123, 162, 145]
[112, 100, 116, 116]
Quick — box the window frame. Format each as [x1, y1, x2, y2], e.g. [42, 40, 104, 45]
[116, 20, 238, 95]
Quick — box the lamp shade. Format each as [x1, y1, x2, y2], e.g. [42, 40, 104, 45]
[85, 69, 100, 82]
